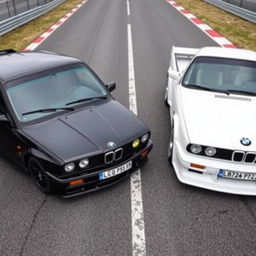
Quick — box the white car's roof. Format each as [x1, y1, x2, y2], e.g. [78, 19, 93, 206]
[196, 47, 256, 62]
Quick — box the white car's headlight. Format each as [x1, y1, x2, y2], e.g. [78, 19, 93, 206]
[205, 147, 216, 156]
[141, 133, 149, 143]
[190, 144, 202, 154]
[64, 162, 75, 172]
[79, 158, 89, 168]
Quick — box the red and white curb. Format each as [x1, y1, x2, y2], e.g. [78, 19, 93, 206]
[167, 0, 237, 48]
[23, 0, 87, 51]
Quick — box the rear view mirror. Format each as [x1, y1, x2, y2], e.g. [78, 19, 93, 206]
[168, 70, 181, 81]
[106, 82, 116, 92]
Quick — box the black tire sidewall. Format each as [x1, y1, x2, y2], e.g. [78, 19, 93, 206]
[28, 157, 52, 194]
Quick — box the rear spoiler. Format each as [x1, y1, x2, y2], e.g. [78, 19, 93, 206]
[0, 49, 16, 56]
[170, 46, 199, 73]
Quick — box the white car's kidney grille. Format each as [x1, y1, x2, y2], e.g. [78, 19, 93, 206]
[232, 151, 256, 163]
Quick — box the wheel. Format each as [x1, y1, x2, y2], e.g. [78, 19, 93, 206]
[167, 123, 174, 164]
[28, 157, 52, 194]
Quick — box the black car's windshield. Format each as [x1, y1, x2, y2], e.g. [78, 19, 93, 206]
[182, 57, 256, 96]
[7, 65, 108, 122]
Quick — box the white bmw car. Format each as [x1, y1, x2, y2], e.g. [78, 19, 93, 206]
[165, 46, 256, 195]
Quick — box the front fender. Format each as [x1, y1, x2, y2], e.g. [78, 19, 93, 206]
[28, 148, 63, 165]
[173, 113, 190, 149]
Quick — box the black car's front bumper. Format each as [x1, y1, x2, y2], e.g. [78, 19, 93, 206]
[45, 140, 153, 198]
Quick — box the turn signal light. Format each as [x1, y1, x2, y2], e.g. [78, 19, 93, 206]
[190, 163, 205, 169]
[69, 179, 84, 187]
[141, 150, 150, 158]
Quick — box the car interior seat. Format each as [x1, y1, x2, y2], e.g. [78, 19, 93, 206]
[196, 66, 223, 87]
[235, 69, 256, 85]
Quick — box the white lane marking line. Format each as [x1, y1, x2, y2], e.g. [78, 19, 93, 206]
[127, 24, 138, 115]
[127, 1, 146, 254]
[127, 0, 131, 16]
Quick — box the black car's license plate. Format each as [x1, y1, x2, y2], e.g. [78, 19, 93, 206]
[99, 161, 132, 181]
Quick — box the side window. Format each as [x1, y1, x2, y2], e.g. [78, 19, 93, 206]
[0, 94, 6, 114]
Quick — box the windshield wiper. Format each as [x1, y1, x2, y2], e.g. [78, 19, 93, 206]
[22, 107, 74, 116]
[184, 84, 229, 95]
[65, 96, 107, 106]
[224, 89, 256, 97]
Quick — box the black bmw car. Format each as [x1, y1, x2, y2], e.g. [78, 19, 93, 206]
[0, 49, 153, 197]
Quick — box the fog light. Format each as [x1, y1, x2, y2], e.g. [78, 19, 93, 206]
[132, 139, 140, 148]
[205, 147, 216, 157]
[79, 158, 89, 168]
[190, 144, 202, 154]
[64, 162, 75, 172]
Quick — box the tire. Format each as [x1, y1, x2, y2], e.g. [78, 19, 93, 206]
[28, 157, 52, 194]
[167, 124, 174, 165]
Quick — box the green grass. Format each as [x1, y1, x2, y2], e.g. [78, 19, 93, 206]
[175, 0, 256, 50]
[0, 0, 84, 50]
[0, 0, 255, 51]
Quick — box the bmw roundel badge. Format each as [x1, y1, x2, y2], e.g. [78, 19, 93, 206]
[240, 138, 251, 146]
[107, 141, 116, 148]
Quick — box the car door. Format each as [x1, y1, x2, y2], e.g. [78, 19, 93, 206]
[0, 93, 24, 164]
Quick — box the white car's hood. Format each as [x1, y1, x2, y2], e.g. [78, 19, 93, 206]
[180, 87, 256, 150]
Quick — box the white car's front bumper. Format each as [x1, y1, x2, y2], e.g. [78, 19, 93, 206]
[172, 140, 256, 195]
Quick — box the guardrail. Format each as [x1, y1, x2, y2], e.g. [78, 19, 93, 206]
[204, 0, 256, 24]
[0, 0, 65, 36]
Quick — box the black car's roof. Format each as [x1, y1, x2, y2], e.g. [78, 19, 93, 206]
[0, 51, 81, 82]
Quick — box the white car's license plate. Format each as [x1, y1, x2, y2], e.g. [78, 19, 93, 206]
[99, 161, 132, 181]
[218, 169, 256, 181]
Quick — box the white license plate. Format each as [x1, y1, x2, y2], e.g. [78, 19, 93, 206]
[218, 169, 256, 181]
[99, 161, 132, 181]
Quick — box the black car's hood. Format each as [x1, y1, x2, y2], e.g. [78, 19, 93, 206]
[22, 100, 148, 162]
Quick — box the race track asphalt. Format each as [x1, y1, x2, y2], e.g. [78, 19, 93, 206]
[1, 0, 256, 255]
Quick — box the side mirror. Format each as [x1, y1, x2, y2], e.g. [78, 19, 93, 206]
[168, 70, 181, 81]
[106, 82, 116, 92]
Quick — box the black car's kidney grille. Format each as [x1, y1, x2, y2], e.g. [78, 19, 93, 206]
[60, 140, 147, 179]
[84, 141, 146, 174]
[104, 148, 124, 164]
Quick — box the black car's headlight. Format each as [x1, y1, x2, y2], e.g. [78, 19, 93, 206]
[64, 162, 75, 172]
[141, 133, 149, 143]
[79, 158, 89, 169]
[132, 133, 150, 149]
[132, 139, 140, 148]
